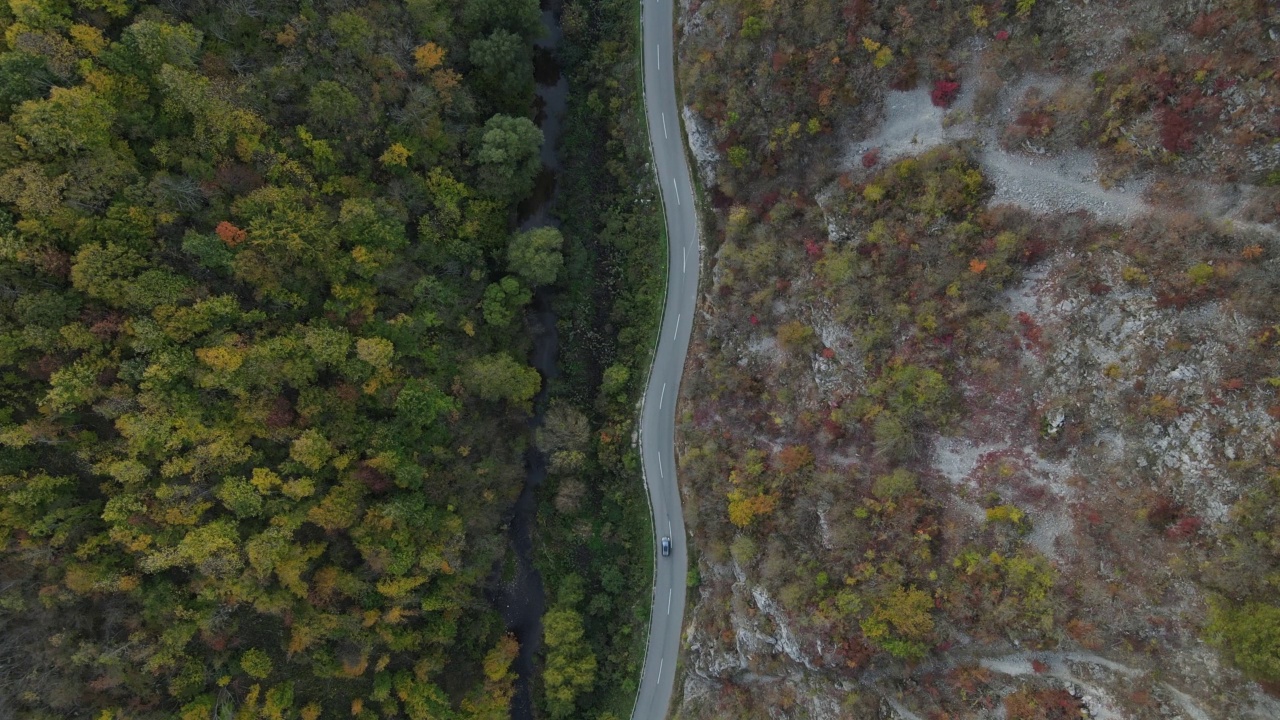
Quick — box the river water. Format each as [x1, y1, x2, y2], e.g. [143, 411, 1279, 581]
[492, 1, 568, 718]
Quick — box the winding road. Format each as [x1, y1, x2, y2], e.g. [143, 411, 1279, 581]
[632, 0, 699, 718]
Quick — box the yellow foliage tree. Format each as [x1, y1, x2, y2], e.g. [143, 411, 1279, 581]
[483, 634, 520, 683]
[380, 142, 412, 167]
[413, 42, 446, 73]
[195, 344, 245, 373]
[727, 489, 779, 527]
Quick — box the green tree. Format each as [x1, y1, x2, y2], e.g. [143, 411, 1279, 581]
[8, 0, 72, 30]
[302, 323, 353, 368]
[1207, 599, 1280, 683]
[599, 363, 630, 401]
[12, 85, 116, 158]
[872, 469, 917, 501]
[465, 353, 541, 404]
[73, 243, 193, 309]
[474, 114, 542, 201]
[740, 16, 766, 39]
[507, 226, 563, 286]
[542, 607, 597, 718]
[482, 275, 532, 327]
[462, 0, 543, 40]
[469, 29, 535, 114]
[240, 648, 274, 679]
[71, 242, 190, 310]
[307, 80, 360, 131]
[290, 429, 336, 471]
[117, 19, 203, 71]
[394, 379, 457, 442]
[0, 52, 55, 114]
[339, 199, 407, 250]
[328, 11, 373, 54]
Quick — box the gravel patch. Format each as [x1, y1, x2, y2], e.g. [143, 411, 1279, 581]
[847, 87, 1148, 222]
[981, 148, 1147, 221]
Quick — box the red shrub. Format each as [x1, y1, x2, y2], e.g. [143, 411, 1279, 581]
[89, 314, 123, 340]
[1159, 108, 1196, 153]
[37, 248, 71, 278]
[266, 396, 296, 430]
[1014, 110, 1055, 139]
[931, 79, 961, 108]
[861, 147, 881, 168]
[842, 0, 871, 26]
[1146, 495, 1182, 530]
[711, 186, 734, 209]
[355, 462, 393, 493]
[1016, 312, 1043, 346]
[336, 382, 361, 404]
[776, 444, 815, 474]
[821, 415, 844, 439]
[202, 632, 229, 651]
[1082, 506, 1103, 525]
[27, 354, 60, 381]
[215, 221, 247, 247]
[1167, 515, 1202, 540]
[1188, 9, 1231, 38]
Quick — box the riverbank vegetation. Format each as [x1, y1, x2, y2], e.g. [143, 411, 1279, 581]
[532, 0, 665, 717]
[0, 0, 565, 716]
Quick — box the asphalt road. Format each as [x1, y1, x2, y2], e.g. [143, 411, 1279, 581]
[632, 0, 699, 718]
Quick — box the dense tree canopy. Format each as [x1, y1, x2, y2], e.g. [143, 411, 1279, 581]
[0, 0, 558, 716]
[508, 226, 564, 287]
[474, 113, 544, 202]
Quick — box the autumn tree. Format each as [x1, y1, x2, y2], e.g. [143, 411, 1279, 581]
[0, 0, 653, 716]
[861, 586, 935, 660]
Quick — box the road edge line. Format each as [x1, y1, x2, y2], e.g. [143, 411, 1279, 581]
[627, 2, 673, 719]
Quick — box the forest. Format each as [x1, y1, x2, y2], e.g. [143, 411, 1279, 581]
[0, 0, 661, 718]
[673, 0, 1280, 717]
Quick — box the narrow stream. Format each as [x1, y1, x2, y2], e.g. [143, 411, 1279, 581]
[493, 1, 568, 718]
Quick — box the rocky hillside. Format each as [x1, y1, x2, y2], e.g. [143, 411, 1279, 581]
[673, 1, 1280, 718]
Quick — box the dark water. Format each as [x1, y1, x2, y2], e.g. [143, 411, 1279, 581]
[517, 6, 569, 232]
[494, 1, 568, 719]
